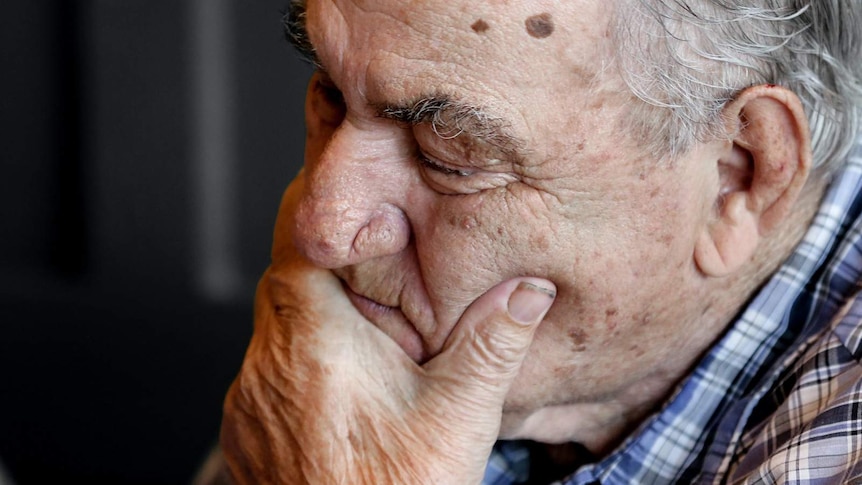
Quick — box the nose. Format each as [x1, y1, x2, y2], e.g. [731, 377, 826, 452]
[292, 123, 412, 268]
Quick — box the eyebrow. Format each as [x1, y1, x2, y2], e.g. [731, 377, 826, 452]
[283, 0, 322, 68]
[375, 95, 526, 156]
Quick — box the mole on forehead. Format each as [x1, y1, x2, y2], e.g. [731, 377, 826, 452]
[471, 19, 490, 33]
[525, 13, 554, 39]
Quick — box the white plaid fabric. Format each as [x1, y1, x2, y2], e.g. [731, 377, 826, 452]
[485, 136, 862, 485]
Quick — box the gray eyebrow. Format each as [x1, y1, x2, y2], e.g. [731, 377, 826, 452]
[283, 0, 322, 68]
[375, 95, 526, 156]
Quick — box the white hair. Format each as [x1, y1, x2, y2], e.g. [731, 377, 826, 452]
[614, 0, 862, 173]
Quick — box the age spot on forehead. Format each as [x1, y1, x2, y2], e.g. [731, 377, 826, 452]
[525, 13, 554, 39]
[471, 19, 490, 33]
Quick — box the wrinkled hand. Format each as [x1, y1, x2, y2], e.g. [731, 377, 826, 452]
[220, 179, 556, 485]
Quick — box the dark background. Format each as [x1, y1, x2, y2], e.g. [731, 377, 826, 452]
[1, 1, 311, 483]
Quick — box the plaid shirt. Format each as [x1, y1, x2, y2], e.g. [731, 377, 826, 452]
[485, 138, 862, 484]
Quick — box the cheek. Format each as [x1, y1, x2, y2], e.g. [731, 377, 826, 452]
[411, 189, 548, 313]
[417, 206, 503, 298]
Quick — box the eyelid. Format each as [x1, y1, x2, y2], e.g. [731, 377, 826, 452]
[417, 151, 473, 177]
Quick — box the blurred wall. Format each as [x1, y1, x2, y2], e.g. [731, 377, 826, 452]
[0, 1, 311, 483]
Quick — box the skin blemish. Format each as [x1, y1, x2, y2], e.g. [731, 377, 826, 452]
[567, 328, 589, 352]
[605, 309, 618, 332]
[463, 214, 480, 230]
[525, 13, 554, 39]
[449, 213, 480, 230]
[471, 19, 490, 33]
[555, 363, 580, 377]
[531, 234, 550, 251]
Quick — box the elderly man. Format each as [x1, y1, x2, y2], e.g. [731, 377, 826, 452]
[210, 0, 862, 483]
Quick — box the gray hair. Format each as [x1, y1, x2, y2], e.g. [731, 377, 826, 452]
[614, 0, 862, 173]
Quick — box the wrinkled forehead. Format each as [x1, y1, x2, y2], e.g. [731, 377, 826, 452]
[303, 0, 614, 103]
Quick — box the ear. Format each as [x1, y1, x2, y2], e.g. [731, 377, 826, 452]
[694, 85, 812, 277]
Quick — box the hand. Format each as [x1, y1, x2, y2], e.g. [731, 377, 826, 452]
[219, 180, 556, 485]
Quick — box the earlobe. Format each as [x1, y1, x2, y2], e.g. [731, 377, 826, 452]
[695, 193, 759, 277]
[694, 85, 812, 278]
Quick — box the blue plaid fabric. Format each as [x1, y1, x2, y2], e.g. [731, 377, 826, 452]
[485, 137, 862, 485]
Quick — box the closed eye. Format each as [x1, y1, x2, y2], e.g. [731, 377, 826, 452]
[417, 152, 472, 177]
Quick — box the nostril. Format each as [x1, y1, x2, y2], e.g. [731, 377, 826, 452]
[353, 216, 397, 258]
[292, 198, 410, 267]
[350, 207, 411, 262]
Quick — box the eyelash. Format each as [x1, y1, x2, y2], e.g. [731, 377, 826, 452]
[417, 152, 472, 177]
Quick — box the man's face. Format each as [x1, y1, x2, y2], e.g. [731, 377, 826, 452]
[293, 0, 721, 437]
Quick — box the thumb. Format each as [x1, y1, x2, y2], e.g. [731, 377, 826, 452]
[424, 278, 556, 406]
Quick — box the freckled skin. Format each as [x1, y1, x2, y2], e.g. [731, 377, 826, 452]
[567, 328, 588, 352]
[525, 13, 554, 39]
[531, 233, 550, 251]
